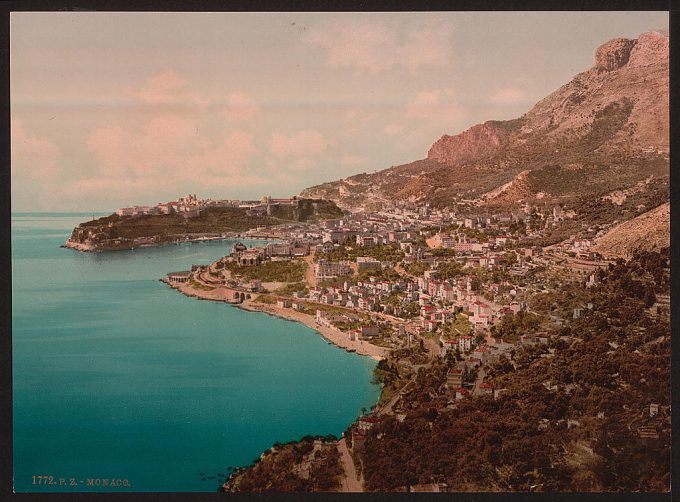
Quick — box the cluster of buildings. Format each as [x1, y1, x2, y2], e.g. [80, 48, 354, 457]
[115, 194, 300, 219]
[228, 240, 311, 266]
[116, 194, 211, 217]
[295, 278, 419, 318]
[185, 196, 618, 355]
[221, 200, 610, 341]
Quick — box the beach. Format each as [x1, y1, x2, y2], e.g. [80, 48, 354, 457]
[165, 280, 388, 361]
[238, 300, 389, 361]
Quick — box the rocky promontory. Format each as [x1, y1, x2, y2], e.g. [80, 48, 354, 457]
[64, 198, 344, 252]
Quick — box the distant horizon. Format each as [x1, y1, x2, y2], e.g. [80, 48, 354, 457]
[11, 11, 668, 212]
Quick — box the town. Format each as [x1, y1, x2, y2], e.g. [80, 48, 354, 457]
[159, 195, 669, 493]
[116, 194, 301, 218]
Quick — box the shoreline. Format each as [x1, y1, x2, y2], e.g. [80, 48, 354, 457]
[164, 280, 388, 361]
[237, 300, 388, 361]
[63, 235, 277, 253]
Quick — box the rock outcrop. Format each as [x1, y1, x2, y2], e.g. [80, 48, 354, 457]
[594, 38, 637, 71]
[427, 121, 514, 166]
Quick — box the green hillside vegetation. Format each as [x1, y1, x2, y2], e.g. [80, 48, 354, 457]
[269, 198, 345, 221]
[82, 207, 277, 239]
[224, 259, 307, 283]
[489, 311, 543, 343]
[274, 282, 309, 296]
[317, 243, 405, 263]
[404, 262, 430, 276]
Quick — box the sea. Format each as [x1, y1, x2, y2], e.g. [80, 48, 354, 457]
[11, 213, 380, 492]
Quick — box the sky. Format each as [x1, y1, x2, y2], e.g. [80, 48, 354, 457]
[10, 11, 668, 212]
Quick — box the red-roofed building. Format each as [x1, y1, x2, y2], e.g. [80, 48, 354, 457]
[357, 416, 383, 432]
[473, 347, 491, 363]
[479, 382, 494, 396]
[468, 357, 482, 368]
[447, 369, 463, 388]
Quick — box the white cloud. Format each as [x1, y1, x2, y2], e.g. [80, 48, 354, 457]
[222, 92, 260, 121]
[130, 70, 208, 108]
[189, 131, 258, 177]
[83, 110, 261, 202]
[303, 19, 455, 74]
[66, 73, 274, 206]
[268, 129, 330, 158]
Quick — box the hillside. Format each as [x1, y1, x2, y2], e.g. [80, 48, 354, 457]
[359, 251, 670, 493]
[592, 202, 670, 258]
[301, 31, 669, 215]
[222, 250, 670, 492]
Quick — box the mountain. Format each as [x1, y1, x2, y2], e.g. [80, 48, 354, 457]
[301, 31, 669, 213]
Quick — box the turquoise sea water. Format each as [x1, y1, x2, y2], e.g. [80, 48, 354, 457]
[12, 214, 380, 492]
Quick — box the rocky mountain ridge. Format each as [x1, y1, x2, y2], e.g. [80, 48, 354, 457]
[301, 31, 669, 215]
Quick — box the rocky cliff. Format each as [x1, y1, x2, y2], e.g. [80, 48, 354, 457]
[426, 120, 515, 166]
[301, 31, 669, 212]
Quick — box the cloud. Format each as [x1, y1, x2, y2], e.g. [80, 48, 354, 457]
[189, 131, 258, 177]
[130, 70, 208, 108]
[74, 72, 297, 206]
[87, 113, 201, 177]
[87, 116, 258, 178]
[83, 110, 262, 203]
[489, 87, 526, 105]
[303, 19, 454, 73]
[11, 120, 61, 178]
[406, 89, 465, 122]
[222, 92, 260, 121]
[268, 129, 329, 158]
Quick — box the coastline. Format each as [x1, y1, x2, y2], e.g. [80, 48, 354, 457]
[237, 300, 388, 361]
[164, 280, 388, 361]
[63, 234, 276, 253]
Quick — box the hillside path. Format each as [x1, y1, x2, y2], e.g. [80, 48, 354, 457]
[337, 438, 362, 492]
[303, 252, 317, 288]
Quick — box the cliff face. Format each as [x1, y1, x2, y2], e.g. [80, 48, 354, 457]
[301, 31, 669, 211]
[594, 37, 637, 71]
[426, 121, 515, 166]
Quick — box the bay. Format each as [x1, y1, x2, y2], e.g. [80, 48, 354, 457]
[12, 214, 380, 492]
